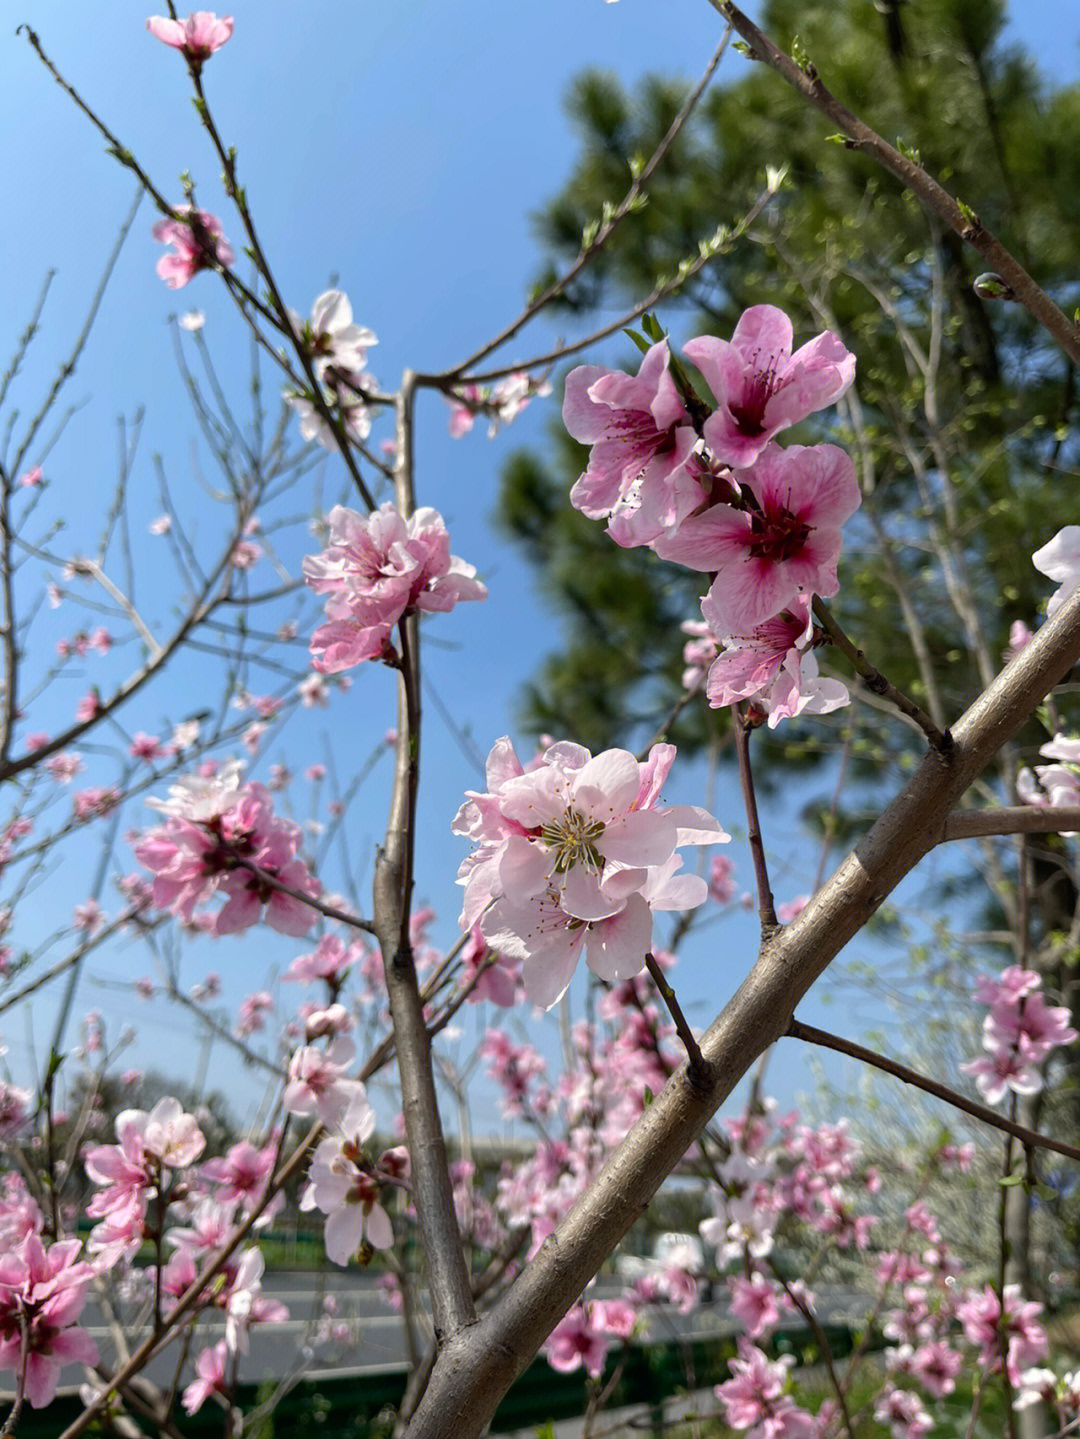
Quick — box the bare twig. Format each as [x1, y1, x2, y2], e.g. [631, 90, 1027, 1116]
[705, 1, 1080, 365]
[786, 1018, 1080, 1163]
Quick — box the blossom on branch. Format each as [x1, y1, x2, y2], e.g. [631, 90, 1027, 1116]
[683, 304, 855, 469]
[0, 1235, 99, 1409]
[146, 13, 234, 64]
[454, 737, 727, 1007]
[564, 340, 702, 548]
[152, 207, 234, 289]
[133, 767, 320, 935]
[303, 503, 487, 671]
[655, 443, 860, 636]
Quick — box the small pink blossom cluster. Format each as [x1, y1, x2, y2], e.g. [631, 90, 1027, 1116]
[564, 306, 859, 724]
[543, 1298, 636, 1378]
[286, 291, 380, 448]
[303, 503, 488, 671]
[78, 1102, 288, 1410]
[1017, 731, 1080, 819]
[83, 1097, 207, 1265]
[453, 736, 727, 1007]
[300, 1086, 403, 1266]
[446, 371, 552, 438]
[0, 1233, 99, 1409]
[715, 1339, 815, 1437]
[153, 206, 234, 289]
[956, 1284, 1047, 1385]
[133, 761, 320, 935]
[959, 965, 1076, 1104]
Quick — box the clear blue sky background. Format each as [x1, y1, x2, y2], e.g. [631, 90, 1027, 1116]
[1, 2, 1077, 1134]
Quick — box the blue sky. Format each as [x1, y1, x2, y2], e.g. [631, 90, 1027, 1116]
[1, 1, 1077, 1134]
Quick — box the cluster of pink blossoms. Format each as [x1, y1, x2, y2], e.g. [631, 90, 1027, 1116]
[959, 965, 1076, 1103]
[454, 737, 727, 1007]
[133, 760, 320, 935]
[564, 306, 860, 724]
[0, 1234, 99, 1409]
[303, 503, 487, 671]
[446, 370, 552, 438]
[79, 1097, 289, 1410]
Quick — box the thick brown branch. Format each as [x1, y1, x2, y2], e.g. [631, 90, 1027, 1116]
[941, 807, 1080, 841]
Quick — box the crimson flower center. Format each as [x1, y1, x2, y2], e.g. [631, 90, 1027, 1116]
[746, 497, 811, 563]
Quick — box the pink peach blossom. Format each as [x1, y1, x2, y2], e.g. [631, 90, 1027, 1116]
[684, 304, 855, 468]
[152, 207, 234, 289]
[146, 13, 234, 63]
[656, 443, 860, 635]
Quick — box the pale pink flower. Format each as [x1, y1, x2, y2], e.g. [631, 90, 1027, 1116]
[146, 12, 234, 63]
[130, 732, 165, 761]
[148, 514, 172, 535]
[656, 443, 860, 635]
[285, 933, 361, 986]
[729, 1272, 780, 1338]
[1033, 526, 1080, 617]
[290, 291, 377, 387]
[702, 593, 849, 725]
[18, 466, 42, 488]
[181, 1339, 228, 1415]
[304, 503, 487, 671]
[152, 207, 234, 289]
[300, 1088, 393, 1264]
[564, 341, 702, 548]
[776, 895, 809, 923]
[230, 538, 262, 569]
[684, 304, 855, 468]
[715, 1339, 814, 1437]
[283, 1037, 359, 1123]
[298, 673, 329, 707]
[0, 1235, 98, 1408]
[73, 898, 104, 933]
[235, 991, 273, 1037]
[681, 617, 719, 691]
[708, 853, 738, 904]
[45, 751, 83, 784]
[1005, 619, 1033, 661]
[873, 1385, 932, 1439]
[544, 1304, 611, 1378]
[957, 1284, 1047, 1381]
[909, 1339, 962, 1397]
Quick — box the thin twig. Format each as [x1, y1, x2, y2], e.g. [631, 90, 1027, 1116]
[812, 597, 952, 751]
[706, 0, 1080, 365]
[787, 1018, 1080, 1163]
[440, 29, 731, 379]
[732, 706, 777, 932]
[645, 952, 711, 1085]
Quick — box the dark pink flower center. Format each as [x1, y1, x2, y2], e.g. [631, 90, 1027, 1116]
[728, 353, 787, 436]
[746, 497, 811, 563]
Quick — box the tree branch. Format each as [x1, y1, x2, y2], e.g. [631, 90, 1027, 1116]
[705, 1, 1080, 365]
[401, 573, 1080, 1439]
